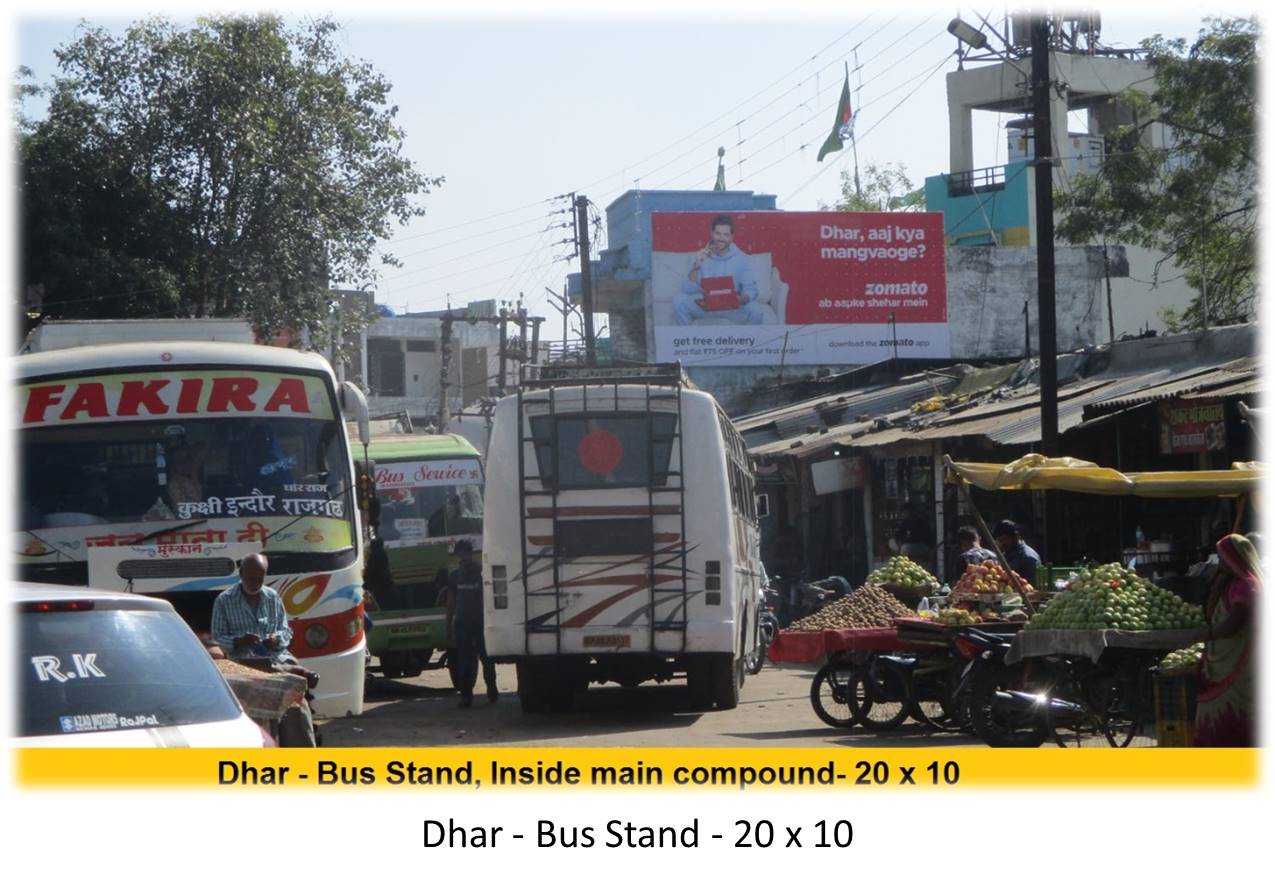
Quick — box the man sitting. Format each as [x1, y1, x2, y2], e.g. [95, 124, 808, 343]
[211, 553, 317, 746]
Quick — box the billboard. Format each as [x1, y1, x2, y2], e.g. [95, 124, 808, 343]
[651, 211, 949, 365]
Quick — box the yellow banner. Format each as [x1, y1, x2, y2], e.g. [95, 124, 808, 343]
[14, 747, 1259, 789]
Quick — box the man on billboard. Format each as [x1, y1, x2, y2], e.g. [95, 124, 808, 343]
[674, 214, 766, 325]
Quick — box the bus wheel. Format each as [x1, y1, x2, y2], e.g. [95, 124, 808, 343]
[686, 659, 714, 711]
[515, 662, 548, 713]
[712, 654, 741, 710]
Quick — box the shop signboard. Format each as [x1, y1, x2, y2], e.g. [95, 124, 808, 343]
[1158, 398, 1227, 454]
[651, 210, 949, 366]
[811, 455, 866, 496]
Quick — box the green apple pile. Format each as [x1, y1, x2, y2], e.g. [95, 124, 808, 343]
[1160, 643, 1204, 672]
[866, 556, 937, 590]
[1026, 563, 1205, 631]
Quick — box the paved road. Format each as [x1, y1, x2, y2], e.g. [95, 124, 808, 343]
[319, 661, 987, 748]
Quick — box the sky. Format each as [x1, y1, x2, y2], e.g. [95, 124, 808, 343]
[7, 3, 1228, 338]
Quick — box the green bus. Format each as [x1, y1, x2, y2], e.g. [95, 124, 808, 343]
[363, 433, 484, 679]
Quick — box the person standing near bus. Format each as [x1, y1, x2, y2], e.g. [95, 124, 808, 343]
[447, 539, 498, 707]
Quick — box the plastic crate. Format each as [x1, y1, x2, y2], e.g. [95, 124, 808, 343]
[1153, 670, 1198, 747]
[1039, 563, 1086, 592]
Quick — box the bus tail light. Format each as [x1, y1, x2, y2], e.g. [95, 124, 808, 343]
[491, 565, 508, 610]
[705, 560, 721, 604]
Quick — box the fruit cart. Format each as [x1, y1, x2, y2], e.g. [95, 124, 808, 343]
[943, 454, 1257, 747]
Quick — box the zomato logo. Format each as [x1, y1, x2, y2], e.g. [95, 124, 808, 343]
[21, 376, 314, 425]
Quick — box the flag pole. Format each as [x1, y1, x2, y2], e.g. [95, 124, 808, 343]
[849, 58, 862, 199]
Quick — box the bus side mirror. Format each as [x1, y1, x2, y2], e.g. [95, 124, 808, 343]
[756, 493, 770, 519]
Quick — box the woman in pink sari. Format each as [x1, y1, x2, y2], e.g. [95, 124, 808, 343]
[1194, 533, 1259, 747]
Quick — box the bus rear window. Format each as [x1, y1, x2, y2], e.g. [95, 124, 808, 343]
[530, 413, 677, 489]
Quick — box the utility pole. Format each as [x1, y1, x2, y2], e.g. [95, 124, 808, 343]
[498, 306, 509, 396]
[1023, 299, 1032, 360]
[437, 311, 454, 431]
[574, 194, 597, 366]
[530, 316, 543, 365]
[1031, 14, 1059, 457]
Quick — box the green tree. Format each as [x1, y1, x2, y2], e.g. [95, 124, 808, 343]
[820, 162, 926, 212]
[1056, 17, 1257, 330]
[18, 15, 441, 347]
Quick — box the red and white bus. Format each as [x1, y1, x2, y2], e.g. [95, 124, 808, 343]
[17, 342, 371, 717]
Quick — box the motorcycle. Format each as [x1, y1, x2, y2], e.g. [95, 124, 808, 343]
[950, 626, 1048, 747]
[746, 587, 782, 675]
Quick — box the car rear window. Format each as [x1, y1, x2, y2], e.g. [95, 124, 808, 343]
[19, 607, 243, 737]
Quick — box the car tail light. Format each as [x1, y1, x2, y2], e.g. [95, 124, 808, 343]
[21, 600, 95, 613]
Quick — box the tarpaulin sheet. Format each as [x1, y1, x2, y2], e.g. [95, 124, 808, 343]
[768, 626, 932, 664]
[1005, 628, 1206, 665]
[946, 454, 1261, 498]
[215, 658, 307, 723]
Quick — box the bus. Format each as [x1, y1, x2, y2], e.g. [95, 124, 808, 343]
[363, 433, 484, 679]
[16, 342, 371, 717]
[482, 364, 763, 712]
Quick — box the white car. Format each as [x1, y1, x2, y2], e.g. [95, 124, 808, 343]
[17, 584, 271, 747]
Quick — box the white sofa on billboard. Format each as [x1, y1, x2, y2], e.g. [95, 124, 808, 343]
[650, 251, 788, 327]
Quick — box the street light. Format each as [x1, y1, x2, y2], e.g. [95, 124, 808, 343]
[947, 18, 988, 50]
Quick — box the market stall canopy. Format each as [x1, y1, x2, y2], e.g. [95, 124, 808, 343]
[944, 454, 1263, 498]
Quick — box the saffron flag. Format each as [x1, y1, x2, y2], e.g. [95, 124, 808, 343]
[817, 73, 854, 162]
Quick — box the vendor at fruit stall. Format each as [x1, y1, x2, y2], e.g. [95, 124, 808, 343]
[957, 525, 997, 568]
[1195, 533, 1259, 747]
[992, 520, 1041, 587]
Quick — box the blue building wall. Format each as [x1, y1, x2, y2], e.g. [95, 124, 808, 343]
[569, 189, 777, 295]
[924, 160, 1031, 247]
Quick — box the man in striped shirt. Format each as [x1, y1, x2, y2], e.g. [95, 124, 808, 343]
[211, 553, 316, 745]
[211, 553, 295, 663]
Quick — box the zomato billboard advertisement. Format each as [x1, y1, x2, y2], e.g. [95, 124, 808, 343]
[651, 211, 949, 365]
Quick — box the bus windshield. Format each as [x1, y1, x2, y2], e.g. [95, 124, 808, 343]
[374, 457, 483, 544]
[20, 413, 355, 559]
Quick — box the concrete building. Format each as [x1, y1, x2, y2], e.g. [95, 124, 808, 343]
[927, 21, 1195, 337]
[350, 299, 507, 428]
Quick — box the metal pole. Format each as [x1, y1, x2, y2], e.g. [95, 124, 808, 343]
[498, 306, 508, 396]
[1024, 299, 1031, 360]
[437, 312, 453, 431]
[1032, 15, 1059, 458]
[575, 195, 597, 366]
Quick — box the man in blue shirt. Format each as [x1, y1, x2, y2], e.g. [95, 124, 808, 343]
[992, 520, 1042, 588]
[212, 553, 315, 745]
[674, 215, 766, 325]
[447, 539, 498, 708]
[211, 553, 294, 663]
[957, 525, 997, 569]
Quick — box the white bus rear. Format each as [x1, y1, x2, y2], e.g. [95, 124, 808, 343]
[483, 364, 762, 712]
